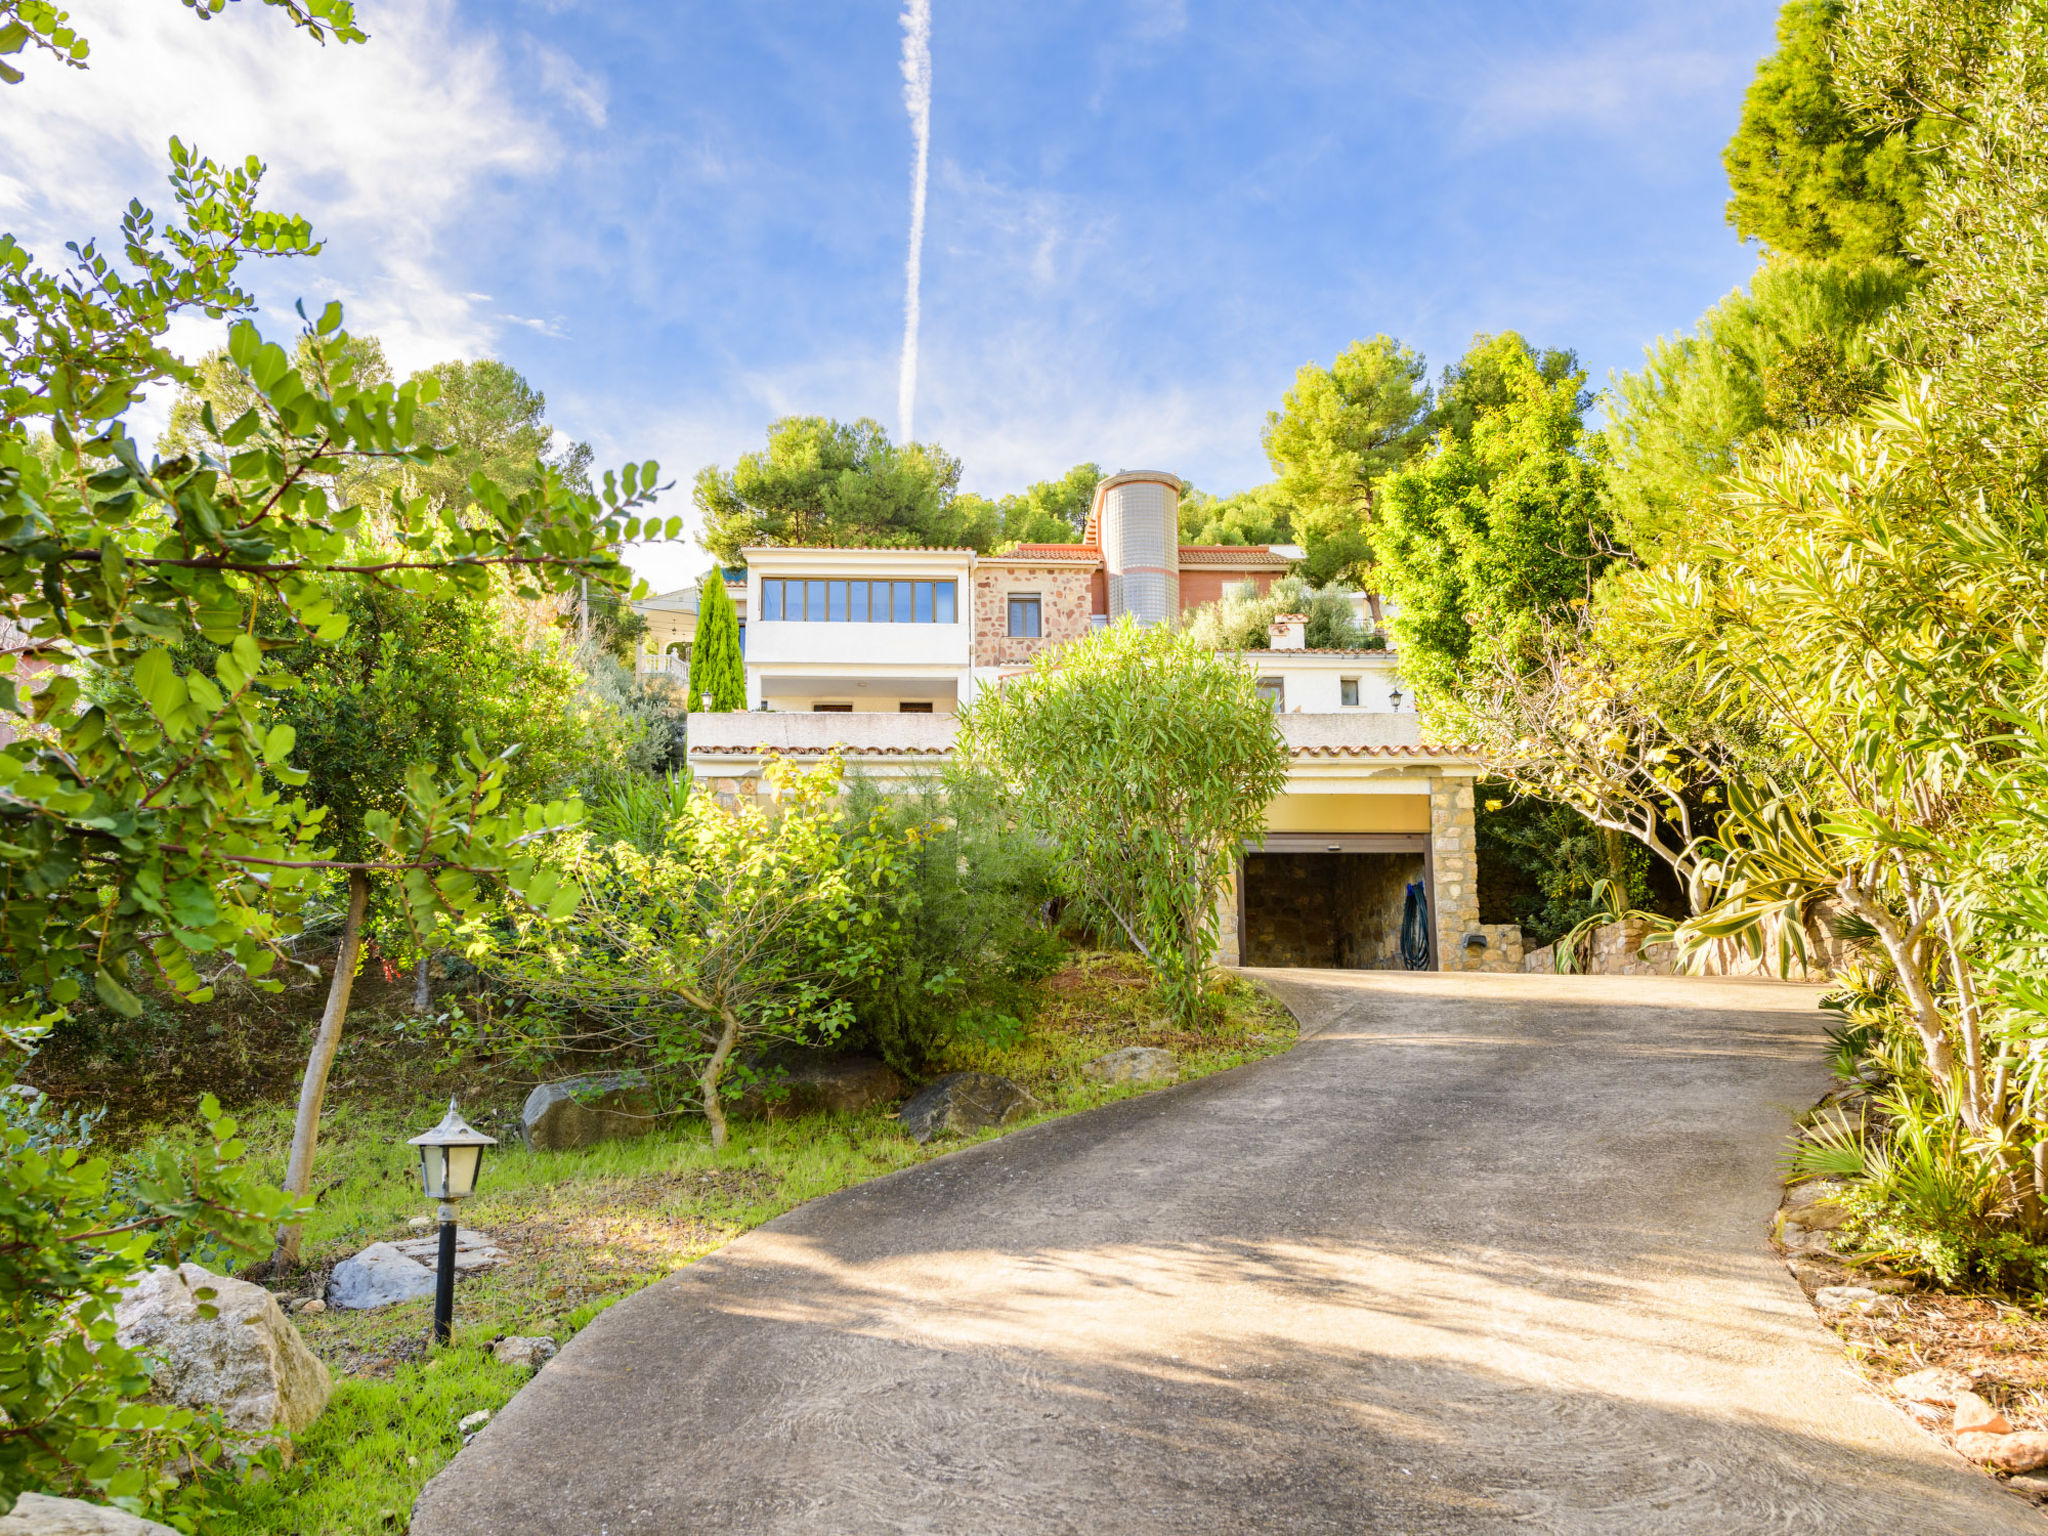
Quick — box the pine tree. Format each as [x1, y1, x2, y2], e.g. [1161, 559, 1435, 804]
[688, 571, 747, 711]
[1722, 0, 1923, 261]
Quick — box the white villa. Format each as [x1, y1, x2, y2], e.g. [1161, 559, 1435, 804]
[636, 470, 1520, 974]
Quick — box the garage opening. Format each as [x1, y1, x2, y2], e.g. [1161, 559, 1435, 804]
[1240, 839, 1430, 969]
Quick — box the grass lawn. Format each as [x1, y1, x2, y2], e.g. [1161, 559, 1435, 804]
[154, 955, 1296, 1534]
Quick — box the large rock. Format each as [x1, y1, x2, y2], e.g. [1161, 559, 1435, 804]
[1956, 1431, 2048, 1473]
[492, 1335, 558, 1369]
[0, 1494, 177, 1535]
[733, 1054, 904, 1121]
[522, 1071, 664, 1151]
[897, 1072, 1041, 1144]
[1892, 1365, 1975, 1405]
[391, 1227, 505, 1275]
[1081, 1047, 1179, 1086]
[113, 1264, 330, 1448]
[327, 1242, 436, 1309]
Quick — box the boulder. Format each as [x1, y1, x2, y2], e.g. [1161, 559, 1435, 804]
[733, 1055, 904, 1121]
[0, 1494, 178, 1535]
[113, 1264, 330, 1448]
[1892, 1366, 1975, 1406]
[2007, 1474, 2048, 1500]
[492, 1335, 558, 1369]
[897, 1072, 1041, 1144]
[1955, 1431, 2048, 1473]
[1081, 1047, 1180, 1086]
[390, 1227, 505, 1275]
[1813, 1284, 1881, 1309]
[327, 1243, 436, 1310]
[522, 1071, 664, 1151]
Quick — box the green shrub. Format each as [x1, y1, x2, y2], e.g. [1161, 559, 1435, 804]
[838, 773, 1064, 1074]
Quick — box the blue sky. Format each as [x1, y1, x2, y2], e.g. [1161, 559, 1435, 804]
[1, 0, 1779, 592]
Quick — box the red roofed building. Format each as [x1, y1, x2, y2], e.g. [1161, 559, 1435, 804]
[679, 468, 1522, 974]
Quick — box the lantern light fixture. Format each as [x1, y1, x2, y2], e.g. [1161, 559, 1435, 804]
[408, 1099, 497, 1344]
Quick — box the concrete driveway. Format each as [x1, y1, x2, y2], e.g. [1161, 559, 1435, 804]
[412, 971, 2038, 1535]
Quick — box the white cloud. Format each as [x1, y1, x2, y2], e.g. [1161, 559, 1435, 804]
[536, 42, 609, 128]
[0, 0, 555, 375]
[1456, 36, 1744, 147]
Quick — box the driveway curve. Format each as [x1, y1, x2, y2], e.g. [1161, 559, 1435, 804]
[413, 971, 2037, 1535]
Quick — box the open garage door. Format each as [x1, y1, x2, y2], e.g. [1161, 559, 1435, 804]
[1238, 834, 1434, 971]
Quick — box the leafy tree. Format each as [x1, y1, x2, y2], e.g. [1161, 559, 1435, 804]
[1261, 335, 1431, 582]
[1603, 255, 1914, 553]
[1722, 0, 1925, 260]
[246, 575, 590, 1264]
[959, 462, 1101, 549]
[408, 357, 593, 510]
[1836, 0, 2047, 465]
[1428, 335, 1584, 444]
[0, 3, 666, 1508]
[695, 416, 988, 561]
[488, 754, 910, 1149]
[687, 572, 745, 712]
[957, 620, 1288, 1023]
[1374, 334, 1611, 708]
[1177, 482, 1293, 549]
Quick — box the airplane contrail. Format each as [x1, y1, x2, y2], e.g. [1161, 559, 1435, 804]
[897, 0, 931, 443]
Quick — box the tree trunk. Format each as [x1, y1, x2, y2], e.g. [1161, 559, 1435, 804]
[412, 949, 435, 1012]
[274, 870, 371, 1271]
[699, 1002, 743, 1151]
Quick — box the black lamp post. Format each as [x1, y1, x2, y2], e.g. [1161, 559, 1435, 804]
[408, 1098, 497, 1345]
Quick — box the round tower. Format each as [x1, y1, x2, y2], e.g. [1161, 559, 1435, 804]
[1094, 470, 1183, 626]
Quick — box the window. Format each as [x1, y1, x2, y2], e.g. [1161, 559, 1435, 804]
[812, 703, 852, 712]
[1340, 677, 1359, 707]
[1256, 677, 1285, 712]
[1008, 594, 1042, 638]
[757, 578, 958, 622]
[898, 700, 933, 713]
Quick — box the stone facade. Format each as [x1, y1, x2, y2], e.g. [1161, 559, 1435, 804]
[972, 565, 1094, 669]
[1429, 777, 1483, 966]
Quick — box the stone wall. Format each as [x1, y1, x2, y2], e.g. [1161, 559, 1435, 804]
[1521, 904, 1850, 979]
[972, 566, 1094, 668]
[1241, 851, 1423, 969]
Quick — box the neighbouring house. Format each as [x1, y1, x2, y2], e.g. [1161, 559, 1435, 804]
[671, 469, 1520, 974]
[630, 567, 748, 686]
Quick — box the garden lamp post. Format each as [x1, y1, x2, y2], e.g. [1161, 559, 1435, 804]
[408, 1099, 497, 1345]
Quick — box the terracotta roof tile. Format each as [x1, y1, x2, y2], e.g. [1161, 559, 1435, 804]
[1288, 743, 1475, 758]
[1176, 545, 1292, 567]
[690, 739, 1471, 761]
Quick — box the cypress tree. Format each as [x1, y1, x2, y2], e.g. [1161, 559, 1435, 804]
[687, 571, 747, 711]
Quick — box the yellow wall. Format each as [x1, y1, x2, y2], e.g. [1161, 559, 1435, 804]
[1264, 793, 1430, 833]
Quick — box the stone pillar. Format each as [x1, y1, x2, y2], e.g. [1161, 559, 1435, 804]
[1428, 774, 1482, 969]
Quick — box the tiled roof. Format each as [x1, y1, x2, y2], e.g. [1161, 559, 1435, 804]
[689, 741, 950, 757]
[1177, 545, 1291, 567]
[689, 738, 1470, 760]
[1289, 743, 1475, 758]
[986, 545, 1101, 562]
[1243, 647, 1397, 657]
[737, 545, 979, 556]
